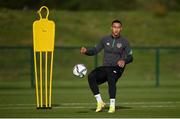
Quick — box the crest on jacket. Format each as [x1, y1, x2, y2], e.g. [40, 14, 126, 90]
[117, 43, 122, 48]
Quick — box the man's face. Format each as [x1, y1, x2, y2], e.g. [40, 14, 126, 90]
[111, 23, 122, 37]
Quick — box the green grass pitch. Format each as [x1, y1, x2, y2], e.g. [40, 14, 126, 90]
[0, 78, 179, 118]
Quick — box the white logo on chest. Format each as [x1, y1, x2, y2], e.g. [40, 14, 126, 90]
[113, 70, 117, 73]
[106, 42, 110, 46]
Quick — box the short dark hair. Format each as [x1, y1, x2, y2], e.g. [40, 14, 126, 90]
[112, 20, 122, 26]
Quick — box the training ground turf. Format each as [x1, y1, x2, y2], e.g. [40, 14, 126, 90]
[0, 79, 180, 118]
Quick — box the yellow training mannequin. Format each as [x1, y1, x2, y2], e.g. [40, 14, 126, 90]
[33, 6, 55, 109]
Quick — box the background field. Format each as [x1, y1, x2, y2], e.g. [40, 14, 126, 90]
[0, 8, 180, 118]
[0, 47, 180, 118]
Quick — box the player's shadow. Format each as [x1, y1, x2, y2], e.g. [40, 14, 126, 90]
[89, 105, 132, 112]
[76, 105, 132, 113]
[115, 105, 132, 110]
[52, 104, 131, 113]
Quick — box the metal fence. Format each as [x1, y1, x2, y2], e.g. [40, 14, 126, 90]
[0, 46, 180, 88]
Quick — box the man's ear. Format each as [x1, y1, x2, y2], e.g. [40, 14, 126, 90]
[120, 27, 123, 31]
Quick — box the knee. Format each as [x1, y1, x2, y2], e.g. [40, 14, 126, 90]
[108, 78, 116, 85]
[88, 73, 94, 81]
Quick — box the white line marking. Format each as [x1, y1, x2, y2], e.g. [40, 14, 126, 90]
[0, 101, 179, 110]
[0, 105, 177, 110]
[0, 101, 180, 106]
[140, 105, 176, 108]
[61, 101, 180, 105]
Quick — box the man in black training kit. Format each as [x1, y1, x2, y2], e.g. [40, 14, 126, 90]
[80, 20, 133, 113]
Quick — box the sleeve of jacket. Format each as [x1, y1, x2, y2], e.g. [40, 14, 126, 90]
[85, 39, 104, 56]
[123, 40, 133, 64]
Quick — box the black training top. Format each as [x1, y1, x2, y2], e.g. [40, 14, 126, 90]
[85, 35, 133, 66]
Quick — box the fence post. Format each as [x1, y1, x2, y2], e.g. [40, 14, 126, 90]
[155, 48, 160, 87]
[94, 55, 98, 68]
[30, 47, 35, 88]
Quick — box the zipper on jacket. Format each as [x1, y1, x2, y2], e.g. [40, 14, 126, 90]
[112, 38, 115, 48]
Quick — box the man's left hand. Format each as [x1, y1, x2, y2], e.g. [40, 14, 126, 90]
[117, 60, 125, 68]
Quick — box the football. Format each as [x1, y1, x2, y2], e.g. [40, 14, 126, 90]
[73, 64, 87, 78]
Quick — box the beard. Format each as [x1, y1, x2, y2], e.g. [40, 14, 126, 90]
[113, 32, 120, 37]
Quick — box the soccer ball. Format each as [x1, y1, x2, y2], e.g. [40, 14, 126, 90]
[73, 64, 87, 78]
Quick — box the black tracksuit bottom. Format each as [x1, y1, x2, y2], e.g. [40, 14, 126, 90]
[88, 66, 124, 99]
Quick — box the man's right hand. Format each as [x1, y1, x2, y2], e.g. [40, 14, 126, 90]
[80, 47, 87, 54]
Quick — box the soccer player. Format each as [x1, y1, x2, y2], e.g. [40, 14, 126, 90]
[80, 20, 133, 113]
